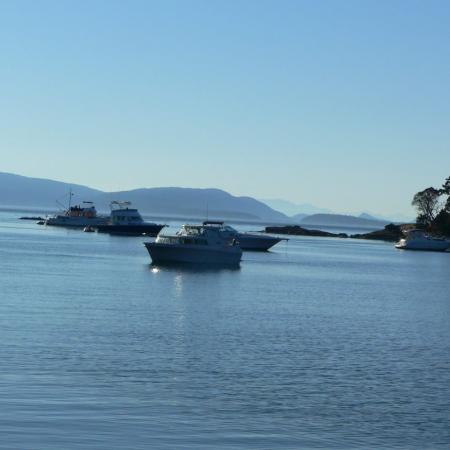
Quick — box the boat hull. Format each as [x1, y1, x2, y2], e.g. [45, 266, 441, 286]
[97, 224, 165, 236]
[237, 233, 284, 251]
[144, 242, 242, 266]
[45, 216, 109, 228]
[395, 242, 449, 252]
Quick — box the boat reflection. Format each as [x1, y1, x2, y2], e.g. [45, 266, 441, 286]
[148, 262, 241, 274]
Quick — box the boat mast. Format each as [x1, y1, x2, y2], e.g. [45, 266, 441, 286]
[68, 187, 73, 210]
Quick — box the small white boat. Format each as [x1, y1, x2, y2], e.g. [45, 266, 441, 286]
[202, 221, 287, 251]
[144, 223, 242, 266]
[395, 229, 450, 252]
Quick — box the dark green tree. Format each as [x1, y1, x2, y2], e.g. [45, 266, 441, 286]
[441, 176, 450, 212]
[432, 209, 450, 236]
[440, 176, 450, 195]
[411, 187, 441, 227]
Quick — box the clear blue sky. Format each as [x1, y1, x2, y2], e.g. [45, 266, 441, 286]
[1, 0, 449, 216]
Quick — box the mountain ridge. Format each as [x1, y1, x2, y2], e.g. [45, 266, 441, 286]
[0, 172, 409, 226]
[300, 213, 390, 228]
[260, 198, 331, 216]
[0, 172, 288, 223]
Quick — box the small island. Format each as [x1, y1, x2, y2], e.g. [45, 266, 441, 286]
[265, 225, 348, 238]
[264, 223, 406, 241]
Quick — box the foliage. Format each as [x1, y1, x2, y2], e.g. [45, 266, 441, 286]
[411, 187, 441, 225]
[432, 210, 450, 236]
[440, 176, 450, 196]
[412, 177, 450, 236]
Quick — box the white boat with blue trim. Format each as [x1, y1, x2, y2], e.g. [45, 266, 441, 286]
[96, 201, 165, 236]
[202, 221, 287, 251]
[144, 223, 242, 266]
[395, 229, 450, 252]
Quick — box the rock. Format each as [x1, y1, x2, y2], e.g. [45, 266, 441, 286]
[351, 223, 404, 241]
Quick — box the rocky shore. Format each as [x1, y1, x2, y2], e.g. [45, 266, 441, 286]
[350, 224, 405, 241]
[265, 225, 348, 238]
[265, 223, 408, 242]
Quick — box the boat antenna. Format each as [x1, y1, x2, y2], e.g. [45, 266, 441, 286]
[68, 187, 73, 210]
[55, 189, 74, 212]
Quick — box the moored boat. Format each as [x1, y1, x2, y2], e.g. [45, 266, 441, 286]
[144, 223, 242, 266]
[96, 201, 165, 236]
[395, 229, 450, 252]
[202, 221, 287, 251]
[45, 198, 108, 228]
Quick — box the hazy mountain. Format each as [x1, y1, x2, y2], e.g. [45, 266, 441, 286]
[0, 172, 288, 222]
[300, 213, 389, 228]
[358, 212, 380, 221]
[357, 211, 414, 224]
[290, 213, 309, 222]
[0, 172, 101, 209]
[260, 198, 332, 216]
[92, 188, 289, 222]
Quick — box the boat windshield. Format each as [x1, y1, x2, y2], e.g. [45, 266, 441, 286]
[181, 226, 203, 235]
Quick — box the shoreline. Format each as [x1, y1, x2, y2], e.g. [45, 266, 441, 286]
[264, 223, 410, 242]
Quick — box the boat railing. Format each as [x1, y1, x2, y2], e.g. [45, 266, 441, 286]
[110, 201, 132, 211]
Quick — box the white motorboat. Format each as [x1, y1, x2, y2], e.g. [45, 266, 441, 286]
[144, 223, 242, 266]
[96, 201, 165, 236]
[45, 195, 108, 228]
[202, 221, 287, 251]
[395, 229, 450, 252]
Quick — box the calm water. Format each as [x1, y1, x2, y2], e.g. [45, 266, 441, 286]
[0, 210, 449, 449]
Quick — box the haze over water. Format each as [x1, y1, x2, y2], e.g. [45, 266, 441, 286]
[1, 210, 449, 449]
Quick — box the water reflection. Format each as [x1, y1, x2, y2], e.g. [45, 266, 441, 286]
[148, 263, 241, 274]
[174, 273, 183, 297]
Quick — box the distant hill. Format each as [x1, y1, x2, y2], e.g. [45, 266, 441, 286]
[299, 213, 389, 228]
[0, 172, 288, 223]
[92, 187, 289, 222]
[0, 172, 101, 209]
[290, 212, 309, 221]
[260, 198, 331, 216]
[358, 212, 381, 221]
[358, 211, 414, 224]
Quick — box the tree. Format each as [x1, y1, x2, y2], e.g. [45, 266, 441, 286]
[411, 187, 441, 227]
[432, 209, 450, 236]
[441, 176, 450, 212]
[440, 176, 450, 195]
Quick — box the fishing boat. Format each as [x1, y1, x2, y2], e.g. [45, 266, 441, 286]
[144, 223, 242, 266]
[96, 201, 165, 236]
[45, 190, 108, 228]
[395, 229, 450, 252]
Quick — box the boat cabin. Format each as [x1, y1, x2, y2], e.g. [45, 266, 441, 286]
[65, 202, 97, 218]
[109, 201, 144, 225]
[157, 223, 237, 247]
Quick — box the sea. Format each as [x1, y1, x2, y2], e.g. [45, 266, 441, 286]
[0, 209, 449, 449]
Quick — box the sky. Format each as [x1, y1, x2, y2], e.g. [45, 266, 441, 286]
[0, 0, 449, 216]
